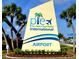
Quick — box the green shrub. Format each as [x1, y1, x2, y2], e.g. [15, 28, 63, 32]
[51, 51, 55, 54]
[27, 50, 30, 54]
[24, 50, 29, 54]
[31, 50, 34, 54]
[38, 50, 41, 54]
[14, 46, 68, 55]
[46, 50, 50, 54]
[57, 51, 62, 54]
[61, 47, 68, 54]
[14, 48, 22, 54]
[34, 50, 38, 54]
[21, 51, 25, 55]
[41, 50, 45, 54]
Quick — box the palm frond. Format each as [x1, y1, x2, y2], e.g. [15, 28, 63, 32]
[60, 10, 67, 19]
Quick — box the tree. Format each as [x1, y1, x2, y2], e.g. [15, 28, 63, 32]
[2, 3, 27, 50]
[58, 33, 64, 39]
[60, 4, 76, 53]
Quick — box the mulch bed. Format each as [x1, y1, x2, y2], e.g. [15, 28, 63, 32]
[7, 53, 73, 57]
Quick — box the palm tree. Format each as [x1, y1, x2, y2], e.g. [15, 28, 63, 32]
[35, 12, 43, 24]
[16, 13, 27, 48]
[58, 33, 65, 43]
[2, 3, 27, 50]
[60, 4, 76, 53]
[58, 33, 64, 39]
[2, 8, 14, 50]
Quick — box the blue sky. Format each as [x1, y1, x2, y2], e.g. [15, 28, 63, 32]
[2, 0, 76, 38]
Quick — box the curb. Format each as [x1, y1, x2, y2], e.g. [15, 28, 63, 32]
[6, 55, 75, 59]
[6, 55, 19, 59]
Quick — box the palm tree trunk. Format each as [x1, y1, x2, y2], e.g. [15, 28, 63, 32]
[4, 19, 17, 34]
[69, 17, 75, 53]
[2, 27, 8, 47]
[16, 22, 27, 48]
[71, 24, 76, 53]
[11, 16, 14, 51]
[2, 27, 10, 54]
[4, 18, 23, 49]
[16, 24, 23, 48]
[16, 36, 18, 48]
[18, 22, 27, 33]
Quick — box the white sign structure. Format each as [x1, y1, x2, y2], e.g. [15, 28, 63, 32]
[22, 0, 60, 51]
